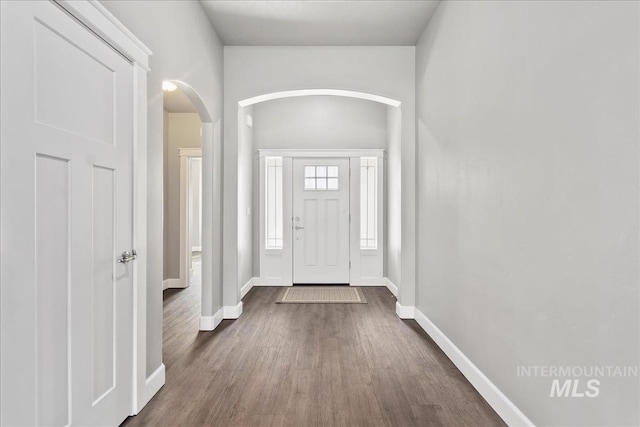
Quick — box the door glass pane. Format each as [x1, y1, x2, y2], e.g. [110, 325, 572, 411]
[305, 166, 315, 177]
[327, 178, 338, 190]
[305, 178, 316, 190]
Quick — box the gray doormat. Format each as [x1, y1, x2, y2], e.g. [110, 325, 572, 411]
[276, 286, 367, 304]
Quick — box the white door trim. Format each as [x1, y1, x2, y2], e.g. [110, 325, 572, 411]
[179, 148, 202, 289]
[51, 0, 157, 416]
[259, 148, 385, 159]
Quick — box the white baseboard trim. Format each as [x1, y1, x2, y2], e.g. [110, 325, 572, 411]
[162, 278, 185, 290]
[354, 280, 387, 286]
[223, 301, 243, 319]
[385, 278, 398, 297]
[251, 277, 293, 286]
[135, 363, 165, 413]
[241, 277, 254, 298]
[414, 308, 534, 427]
[395, 302, 415, 319]
[199, 307, 224, 331]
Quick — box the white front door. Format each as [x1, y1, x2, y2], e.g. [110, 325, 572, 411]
[293, 158, 350, 283]
[1, 1, 134, 425]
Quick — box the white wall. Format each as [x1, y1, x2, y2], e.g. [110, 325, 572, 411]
[416, 1, 639, 425]
[163, 109, 170, 279]
[165, 112, 201, 279]
[101, 0, 224, 377]
[224, 46, 415, 307]
[237, 105, 254, 292]
[386, 106, 401, 285]
[253, 95, 387, 150]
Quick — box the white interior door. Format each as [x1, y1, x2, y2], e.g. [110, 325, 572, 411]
[1, 1, 134, 425]
[293, 158, 350, 283]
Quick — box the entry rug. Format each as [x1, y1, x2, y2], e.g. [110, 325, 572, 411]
[276, 286, 367, 304]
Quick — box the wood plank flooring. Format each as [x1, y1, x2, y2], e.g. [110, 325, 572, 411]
[122, 274, 505, 426]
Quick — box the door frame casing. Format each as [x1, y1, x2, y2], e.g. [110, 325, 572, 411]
[49, 0, 159, 415]
[179, 148, 202, 288]
[256, 149, 385, 287]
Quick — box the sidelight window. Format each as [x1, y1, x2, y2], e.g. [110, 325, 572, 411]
[265, 157, 283, 249]
[360, 157, 377, 249]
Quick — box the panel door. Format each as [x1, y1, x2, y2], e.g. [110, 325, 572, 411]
[293, 158, 350, 283]
[0, 1, 134, 425]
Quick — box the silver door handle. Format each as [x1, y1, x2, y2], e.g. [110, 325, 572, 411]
[118, 250, 137, 264]
[295, 226, 304, 230]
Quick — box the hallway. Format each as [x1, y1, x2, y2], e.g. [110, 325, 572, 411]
[123, 284, 504, 426]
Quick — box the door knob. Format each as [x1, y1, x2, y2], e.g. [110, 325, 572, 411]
[118, 250, 137, 264]
[294, 226, 304, 230]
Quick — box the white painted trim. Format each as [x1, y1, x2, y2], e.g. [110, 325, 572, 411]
[179, 153, 202, 298]
[199, 308, 224, 331]
[413, 309, 534, 427]
[223, 302, 243, 319]
[258, 148, 385, 158]
[251, 279, 293, 286]
[241, 278, 254, 298]
[239, 89, 401, 108]
[54, 0, 151, 68]
[192, 246, 202, 252]
[162, 279, 185, 290]
[136, 363, 164, 413]
[354, 281, 387, 286]
[395, 302, 415, 319]
[385, 278, 398, 297]
[178, 147, 202, 158]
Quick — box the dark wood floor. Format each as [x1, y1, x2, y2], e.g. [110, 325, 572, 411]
[123, 272, 504, 426]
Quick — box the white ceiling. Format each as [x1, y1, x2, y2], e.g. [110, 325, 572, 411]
[199, 1, 441, 46]
[163, 87, 197, 113]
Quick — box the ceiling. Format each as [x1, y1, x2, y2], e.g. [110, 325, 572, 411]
[199, 1, 441, 46]
[163, 87, 197, 113]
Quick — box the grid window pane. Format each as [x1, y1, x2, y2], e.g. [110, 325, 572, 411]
[303, 165, 339, 191]
[265, 157, 283, 249]
[305, 178, 316, 190]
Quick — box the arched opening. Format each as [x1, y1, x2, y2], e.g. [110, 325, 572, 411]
[162, 80, 222, 331]
[231, 89, 402, 309]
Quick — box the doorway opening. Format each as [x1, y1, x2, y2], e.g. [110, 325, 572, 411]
[160, 80, 223, 333]
[163, 83, 202, 291]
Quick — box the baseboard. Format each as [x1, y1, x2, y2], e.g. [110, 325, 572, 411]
[199, 307, 224, 331]
[134, 363, 165, 414]
[414, 308, 534, 427]
[385, 278, 398, 297]
[395, 302, 415, 319]
[354, 278, 387, 286]
[163, 278, 185, 290]
[251, 278, 293, 286]
[241, 277, 254, 298]
[223, 301, 243, 319]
